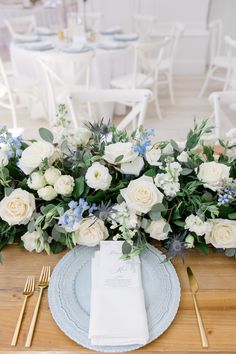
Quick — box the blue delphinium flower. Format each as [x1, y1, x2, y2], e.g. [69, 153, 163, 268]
[218, 186, 235, 205]
[133, 127, 155, 156]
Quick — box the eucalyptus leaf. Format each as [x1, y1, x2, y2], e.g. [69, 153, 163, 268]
[122, 241, 132, 255]
[114, 155, 124, 163]
[225, 248, 236, 257]
[228, 212, 236, 220]
[180, 168, 192, 176]
[149, 210, 161, 221]
[39, 127, 54, 144]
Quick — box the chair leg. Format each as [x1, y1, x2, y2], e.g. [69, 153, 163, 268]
[167, 72, 175, 105]
[199, 67, 212, 98]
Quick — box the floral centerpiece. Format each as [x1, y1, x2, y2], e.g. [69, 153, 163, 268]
[1, 105, 236, 262]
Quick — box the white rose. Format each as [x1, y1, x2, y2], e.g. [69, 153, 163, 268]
[177, 151, 189, 163]
[145, 146, 161, 166]
[74, 217, 109, 247]
[85, 162, 112, 191]
[21, 230, 44, 252]
[185, 234, 195, 248]
[197, 161, 231, 191]
[38, 186, 57, 201]
[185, 214, 210, 236]
[205, 219, 236, 248]
[27, 172, 46, 190]
[103, 142, 138, 165]
[120, 175, 163, 214]
[54, 175, 75, 195]
[0, 146, 9, 166]
[0, 188, 35, 225]
[18, 141, 54, 175]
[44, 167, 61, 185]
[75, 127, 92, 146]
[145, 217, 170, 240]
[120, 156, 144, 176]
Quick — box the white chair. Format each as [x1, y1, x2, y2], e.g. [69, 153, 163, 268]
[132, 14, 158, 39]
[67, 89, 152, 130]
[4, 15, 36, 38]
[209, 91, 236, 138]
[111, 38, 170, 120]
[0, 57, 23, 135]
[158, 22, 185, 104]
[199, 20, 236, 97]
[38, 50, 94, 124]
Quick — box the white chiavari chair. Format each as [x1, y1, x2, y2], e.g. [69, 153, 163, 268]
[4, 15, 36, 38]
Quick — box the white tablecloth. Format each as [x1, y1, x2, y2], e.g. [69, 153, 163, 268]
[10, 39, 133, 121]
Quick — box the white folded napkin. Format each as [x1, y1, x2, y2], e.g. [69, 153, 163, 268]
[89, 241, 149, 346]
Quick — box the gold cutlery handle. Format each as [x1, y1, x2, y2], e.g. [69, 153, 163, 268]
[11, 296, 28, 346]
[25, 287, 43, 347]
[192, 294, 208, 348]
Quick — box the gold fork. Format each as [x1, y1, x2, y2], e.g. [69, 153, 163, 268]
[25, 266, 51, 347]
[11, 276, 35, 346]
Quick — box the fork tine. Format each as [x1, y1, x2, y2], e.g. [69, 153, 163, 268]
[47, 266, 51, 283]
[29, 276, 33, 293]
[42, 266, 47, 284]
[39, 266, 46, 283]
[24, 276, 30, 293]
[43, 266, 50, 284]
[32, 276, 35, 292]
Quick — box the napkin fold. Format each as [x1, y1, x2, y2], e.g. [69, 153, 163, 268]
[89, 241, 149, 346]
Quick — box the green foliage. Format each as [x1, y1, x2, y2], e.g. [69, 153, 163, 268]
[39, 127, 54, 144]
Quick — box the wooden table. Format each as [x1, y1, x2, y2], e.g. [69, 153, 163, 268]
[0, 245, 236, 354]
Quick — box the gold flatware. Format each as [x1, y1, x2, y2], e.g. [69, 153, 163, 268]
[11, 275, 35, 346]
[25, 266, 51, 347]
[187, 266, 208, 348]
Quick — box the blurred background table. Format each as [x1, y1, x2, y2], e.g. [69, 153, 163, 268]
[0, 244, 236, 354]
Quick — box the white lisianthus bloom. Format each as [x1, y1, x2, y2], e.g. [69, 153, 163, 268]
[162, 143, 173, 155]
[145, 217, 171, 240]
[185, 214, 211, 236]
[74, 217, 109, 247]
[21, 230, 44, 253]
[103, 142, 138, 165]
[75, 127, 92, 146]
[154, 173, 180, 198]
[120, 175, 163, 214]
[0, 146, 9, 166]
[197, 161, 231, 191]
[177, 151, 189, 163]
[185, 234, 195, 248]
[85, 162, 112, 191]
[54, 175, 75, 196]
[167, 162, 182, 177]
[27, 172, 46, 190]
[18, 141, 55, 175]
[0, 188, 35, 225]
[110, 202, 138, 229]
[145, 145, 162, 166]
[44, 167, 61, 185]
[205, 219, 236, 248]
[120, 156, 144, 176]
[38, 186, 57, 201]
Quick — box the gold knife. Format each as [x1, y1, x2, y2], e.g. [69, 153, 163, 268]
[187, 266, 208, 348]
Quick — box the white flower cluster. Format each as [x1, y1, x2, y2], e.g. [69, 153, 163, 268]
[154, 161, 182, 198]
[110, 202, 139, 229]
[185, 214, 211, 236]
[85, 162, 112, 191]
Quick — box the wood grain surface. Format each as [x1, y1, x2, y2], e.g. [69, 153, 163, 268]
[0, 244, 236, 354]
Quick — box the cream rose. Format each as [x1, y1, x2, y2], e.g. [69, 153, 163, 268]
[54, 175, 74, 196]
[75, 127, 92, 146]
[103, 142, 138, 165]
[145, 217, 170, 240]
[27, 172, 46, 190]
[21, 230, 44, 252]
[44, 167, 61, 185]
[120, 175, 164, 214]
[18, 141, 54, 175]
[38, 186, 57, 201]
[120, 156, 144, 176]
[74, 217, 109, 247]
[197, 161, 231, 191]
[145, 146, 162, 166]
[85, 162, 112, 190]
[205, 219, 236, 249]
[0, 188, 35, 225]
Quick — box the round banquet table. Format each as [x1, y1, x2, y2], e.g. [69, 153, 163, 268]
[10, 37, 134, 121]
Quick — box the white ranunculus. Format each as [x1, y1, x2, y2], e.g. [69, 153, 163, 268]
[75, 127, 92, 146]
[120, 175, 163, 214]
[18, 141, 54, 175]
[177, 151, 189, 163]
[85, 162, 112, 191]
[120, 156, 144, 176]
[145, 217, 170, 240]
[38, 186, 57, 201]
[197, 161, 231, 191]
[185, 234, 195, 248]
[145, 145, 161, 166]
[74, 217, 109, 247]
[103, 142, 138, 165]
[54, 175, 75, 196]
[0, 146, 9, 167]
[21, 230, 44, 252]
[27, 172, 46, 191]
[44, 167, 61, 185]
[0, 188, 35, 225]
[205, 219, 236, 249]
[185, 214, 211, 236]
